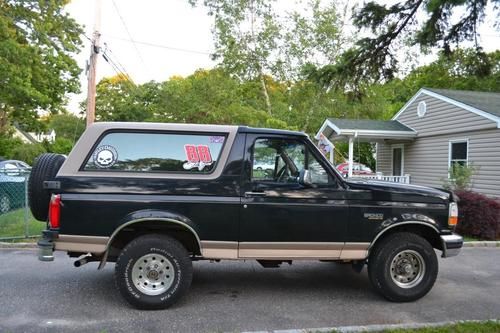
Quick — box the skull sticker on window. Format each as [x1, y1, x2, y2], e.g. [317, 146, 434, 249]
[93, 145, 118, 169]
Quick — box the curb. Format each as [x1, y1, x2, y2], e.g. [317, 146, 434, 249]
[242, 319, 500, 333]
[463, 241, 500, 247]
[0, 241, 37, 249]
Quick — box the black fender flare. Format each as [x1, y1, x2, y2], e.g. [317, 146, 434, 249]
[98, 209, 201, 269]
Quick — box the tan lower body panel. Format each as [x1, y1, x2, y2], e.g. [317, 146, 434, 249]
[54, 235, 109, 254]
[201, 241, 238, 259]
[201, 241, 370, 260]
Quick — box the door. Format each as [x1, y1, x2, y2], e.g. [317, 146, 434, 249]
[392, 146, 404, 176]
[239, 135, 348, 259]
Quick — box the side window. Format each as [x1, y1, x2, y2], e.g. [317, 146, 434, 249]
[84, 132, 226, 173]
[251, 138, 331, 185]
[252, 139, 304, 183]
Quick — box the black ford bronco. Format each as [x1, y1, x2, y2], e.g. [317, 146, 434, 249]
[30, 122, 463, 309]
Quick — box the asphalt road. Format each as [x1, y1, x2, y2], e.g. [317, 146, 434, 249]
[0, 248, 499, 333]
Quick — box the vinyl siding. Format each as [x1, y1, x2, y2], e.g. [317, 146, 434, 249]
[376, 142, 392, 175]
[376, 128, 500, 198]
[396, 94, 497, 137]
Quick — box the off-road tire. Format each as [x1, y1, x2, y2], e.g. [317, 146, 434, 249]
[115, 234, 193, 310]
[28, 153, 66, 221]
[368, 232, 438, 302]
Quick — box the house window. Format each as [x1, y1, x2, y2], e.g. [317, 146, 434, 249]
[449, 140, 468, 172]
[417, 101, 427, 117]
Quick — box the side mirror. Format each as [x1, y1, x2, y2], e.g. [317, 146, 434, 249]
[299, 169, 313, 186]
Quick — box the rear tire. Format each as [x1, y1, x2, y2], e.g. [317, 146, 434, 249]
[115, 234, 193, 310]
[28, 153, 66, 221]
[368, 232, 438, 302]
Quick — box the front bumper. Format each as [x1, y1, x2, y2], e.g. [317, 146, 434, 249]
[441, 233, 463, 258]
[37, 229, 58, 262]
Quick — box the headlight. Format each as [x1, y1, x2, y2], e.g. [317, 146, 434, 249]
[448, 202, 458, 227]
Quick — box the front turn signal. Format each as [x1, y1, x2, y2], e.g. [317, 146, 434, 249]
[448, 202, 458, 227]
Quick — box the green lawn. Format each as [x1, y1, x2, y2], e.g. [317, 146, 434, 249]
[0, 208, 44, 239]
[325, 321, 500, 333]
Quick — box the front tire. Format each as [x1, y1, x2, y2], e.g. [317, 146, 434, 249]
[115, 234, 193, 310]
[368, 232, 438, 302]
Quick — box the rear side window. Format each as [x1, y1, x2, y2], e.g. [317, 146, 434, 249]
[83, 132, 226, 173]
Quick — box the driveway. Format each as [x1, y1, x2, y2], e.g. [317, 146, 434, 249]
[0, 248, 499, 332]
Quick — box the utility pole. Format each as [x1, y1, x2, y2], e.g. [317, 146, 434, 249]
[86, 0, 102, 128]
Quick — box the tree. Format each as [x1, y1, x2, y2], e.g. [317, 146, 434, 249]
[312, 0, 500, 94]
[0, 0, 83, 132]
[48, 113, 85, 143]
[95, 76, 155, 122]
[189, 0, 347, 115]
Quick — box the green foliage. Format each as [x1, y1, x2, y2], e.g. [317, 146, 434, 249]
[0, 0, 83, 132]
[312, 0, 499, 93]
[48, 113, 85, 142]
[0, 131, 23, 159]
[0, 209, 42, 239]
[442, 163, 476, 191]
[45, 137, 73, 155]
[378, 320, 500, 333]
[11, 144, 46, 165]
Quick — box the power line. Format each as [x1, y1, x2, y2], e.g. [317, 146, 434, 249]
[103, 43, 134, 81]
[111, 0, 147, 67]
[103, 34, 212, 55]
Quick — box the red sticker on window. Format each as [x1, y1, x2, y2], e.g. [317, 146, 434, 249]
[183, 144, 214, 171]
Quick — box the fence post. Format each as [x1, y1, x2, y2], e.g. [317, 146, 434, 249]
[24, 171, 29, 238]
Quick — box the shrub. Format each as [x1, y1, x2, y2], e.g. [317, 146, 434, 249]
[455, 190, 500, 240]
[442, 163, 475, 191]
[11, 143, 46, 165]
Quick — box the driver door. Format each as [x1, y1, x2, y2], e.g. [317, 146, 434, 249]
[239, 134, 348, 259]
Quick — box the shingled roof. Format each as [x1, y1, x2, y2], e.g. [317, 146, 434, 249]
[326, 118, 414, 132]
[425, 88, 500, 118]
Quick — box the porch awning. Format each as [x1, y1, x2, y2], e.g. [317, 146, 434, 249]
[315, 118, 416, 142]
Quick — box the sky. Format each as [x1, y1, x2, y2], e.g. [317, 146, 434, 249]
[64, 0, 500, 115]
[64, 0, 216, 114]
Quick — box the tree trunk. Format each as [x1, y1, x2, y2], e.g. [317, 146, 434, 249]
[260, 73, 272, 115]
[0, 107, 8, 134]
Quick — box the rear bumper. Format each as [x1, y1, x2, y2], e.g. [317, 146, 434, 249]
[37, 229, 58, 262]
[441, 233, 463, 258]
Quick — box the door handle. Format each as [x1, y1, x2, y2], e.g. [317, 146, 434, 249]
[244, 191, 267, 197]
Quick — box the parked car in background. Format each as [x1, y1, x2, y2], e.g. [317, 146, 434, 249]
[336, 162, 374, 176]
[0, 160, 31, 214]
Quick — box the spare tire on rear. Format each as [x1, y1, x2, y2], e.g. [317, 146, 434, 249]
[28, 153, 66, 221]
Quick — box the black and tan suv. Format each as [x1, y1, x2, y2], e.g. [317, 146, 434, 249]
[30, 122, 463, 309]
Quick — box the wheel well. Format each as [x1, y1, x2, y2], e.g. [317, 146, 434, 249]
[107, 220, 201, 260]
[370, 224, 442, 255]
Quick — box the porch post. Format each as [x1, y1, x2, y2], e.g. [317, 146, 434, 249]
[348, 136, 354, 178]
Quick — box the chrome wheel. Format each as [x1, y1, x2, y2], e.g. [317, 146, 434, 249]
[131, 253, 175, 296]
[0, 195, 10, 214]
[390, 249, 426, 289]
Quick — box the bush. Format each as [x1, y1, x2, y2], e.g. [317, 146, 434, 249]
[442, 163, 475, 191]
[11, 143, 46, 165]
[455, 190, 500, 240]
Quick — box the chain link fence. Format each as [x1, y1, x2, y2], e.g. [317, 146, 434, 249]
[0, 169, 43, 241]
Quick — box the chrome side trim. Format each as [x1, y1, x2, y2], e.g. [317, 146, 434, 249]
[55, 235, 109, 254]
[238, 242, 343, 259]
[368, 221, 441, 254]
[201, 241, 238, 259]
